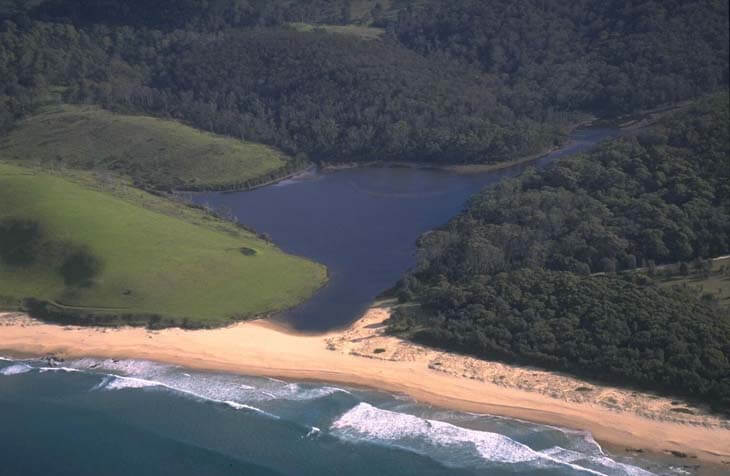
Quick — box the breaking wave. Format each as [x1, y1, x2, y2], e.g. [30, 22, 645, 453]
[96, 375, 159, 390]
[270, 383, 352, 401]
[38, 367, 82, 374]
[0, 363, 32, 375]
[92, 373, 278, 418]
[69, 358, 352, 404]
[304, 426, 321, 439]
[0, 356, 663, 475]
[331, 403, 654, 476]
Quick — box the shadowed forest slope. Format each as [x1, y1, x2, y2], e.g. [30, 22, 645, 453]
[390, 95, 730, 412]
[1, 0, 726, 166]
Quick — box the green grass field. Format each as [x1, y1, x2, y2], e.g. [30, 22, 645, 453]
[0, 105, 293, 190]
[657, 257, 730, 309]
[0, 162, 327, 326]
[287, 22, 385, 40]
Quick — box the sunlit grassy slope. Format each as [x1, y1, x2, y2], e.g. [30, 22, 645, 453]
[657, 257, 730, 309]
[0, 105, 291, 190]
[0, 163, 327, 326]
[287, 22, 385, 40]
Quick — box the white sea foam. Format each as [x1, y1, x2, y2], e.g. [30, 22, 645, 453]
[0, 363, 32, 375]
[222, 400, 271, 413]
[300, 386, 352, 399]
[540, 423, 607, 455]
[54, 356, 649, 475]
[246, 382, 352, 401]
[74, 358, 339, 413]
[38, 367, 82, 374]
[543, 447, 654, 476]
[332, 403, 540, 464]
[668, 467, 691, 475]
[93, 373, 278, 419]
[282, 384, 351, 401]
[72, 358, 168, 376]
[222, 400, 246, 410]
[304, 426, 321, 439]
[0, 355, 658, 475]
[103, 376, 161, 390]
[391, 393, 415, 402]
[331, 403, 654, 476]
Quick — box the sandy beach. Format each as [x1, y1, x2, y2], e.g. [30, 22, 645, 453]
[1, 307, 729, 470]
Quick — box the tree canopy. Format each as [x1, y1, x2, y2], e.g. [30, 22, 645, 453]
[390, 95, 730, 412]
[1, 0, 727, 167]
[392, 0, 729, 115]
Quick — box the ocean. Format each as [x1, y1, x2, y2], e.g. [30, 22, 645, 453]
[0, 356, 685, 476]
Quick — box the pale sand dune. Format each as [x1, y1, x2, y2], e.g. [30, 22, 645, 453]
[1, 308, 729, 468]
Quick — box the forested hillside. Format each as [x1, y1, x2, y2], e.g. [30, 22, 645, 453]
[152, 30, 554, 163]
[389, 95, 730, 411]
[2, 0, 391, 29]
[0, 19, 557, 166]
[1, 0, 727, 169]
[392, 0, 729, 115]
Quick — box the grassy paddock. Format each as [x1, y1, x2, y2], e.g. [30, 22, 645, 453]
[287, 22, 385, 40]
[0, 104, 295, 190]
[0, 163, 327, 327]
[656, 257, 730, 309]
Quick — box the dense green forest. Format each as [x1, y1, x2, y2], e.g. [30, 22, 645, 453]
[389, 95, 730, 412]
[0, 18, 558, 167]
[391, 0, 729, 115]
[1, 0, 727, 172]
[0, 0, 396, 29]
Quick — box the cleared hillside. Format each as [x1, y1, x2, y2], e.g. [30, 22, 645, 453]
[0, 105, 298, 191]
[0, 162, 327, 327]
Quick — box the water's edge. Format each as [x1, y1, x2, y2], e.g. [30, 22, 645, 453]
[194, 127, 621, 331]
[0, 355, 682, 476]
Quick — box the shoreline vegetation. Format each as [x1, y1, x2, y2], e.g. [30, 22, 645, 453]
[318, 142, 571, 175]
[1, 306, 729, 471]
[318, 99, 695, 176]
[318, 115, 593, 175]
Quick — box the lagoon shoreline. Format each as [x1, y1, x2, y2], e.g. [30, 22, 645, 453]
[2, 308, 729, 473]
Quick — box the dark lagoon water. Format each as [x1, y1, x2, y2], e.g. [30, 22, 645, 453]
[1, 356, 678, 476]
[194, 128, 621, 331]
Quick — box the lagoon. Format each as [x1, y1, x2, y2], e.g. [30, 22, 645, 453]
[194, 128, 620, 331]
